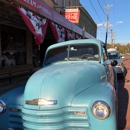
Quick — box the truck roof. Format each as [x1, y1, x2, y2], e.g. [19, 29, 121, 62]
[47, 39, 105, 50]
[107, 48, 117, 52]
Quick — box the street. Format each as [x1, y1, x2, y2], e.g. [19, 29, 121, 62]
[118, 55, 130, 130]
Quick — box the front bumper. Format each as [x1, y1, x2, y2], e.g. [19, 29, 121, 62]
[22, 107, 90, 130]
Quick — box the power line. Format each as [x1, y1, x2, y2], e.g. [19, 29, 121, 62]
[88, 0, 104, 24]
[97, 0, 106, 15]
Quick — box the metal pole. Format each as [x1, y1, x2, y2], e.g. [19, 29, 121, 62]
[110, 29, 114, 48]
[104, 4, 114, 44]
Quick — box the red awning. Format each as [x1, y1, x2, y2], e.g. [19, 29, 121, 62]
[66, 29, 76, 40]
[75, 33, 83, 39]
[49, 21, 66, 43]
[15, 4, 48, 45]
[13, 0, 88, 38]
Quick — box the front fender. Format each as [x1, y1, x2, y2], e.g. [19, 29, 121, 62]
[0, 86, 25, 130]
[71, 82, 117, 130]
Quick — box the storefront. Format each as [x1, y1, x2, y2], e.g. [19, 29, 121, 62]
[0, 0, 95, 88]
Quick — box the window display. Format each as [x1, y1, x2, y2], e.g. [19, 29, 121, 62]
[1, 25, 26, 66]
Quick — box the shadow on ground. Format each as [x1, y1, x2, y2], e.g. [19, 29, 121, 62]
[118, 60, 129, 130]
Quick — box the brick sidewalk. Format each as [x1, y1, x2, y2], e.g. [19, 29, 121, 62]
[118, 58, 130, 130]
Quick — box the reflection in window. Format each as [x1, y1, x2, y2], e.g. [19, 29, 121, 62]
[102, 47, 107, 61]
[108, 52, 120, 59]
[45, 44, 99, 65]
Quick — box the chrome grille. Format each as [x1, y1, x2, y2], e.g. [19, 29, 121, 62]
[9, 106, 23, 130]
[22, 107, 90, 130]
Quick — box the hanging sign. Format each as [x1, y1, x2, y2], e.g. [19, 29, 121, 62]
[60, 9, 80, 23]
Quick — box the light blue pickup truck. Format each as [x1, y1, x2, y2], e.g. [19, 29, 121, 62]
[0, 39, 118, 130]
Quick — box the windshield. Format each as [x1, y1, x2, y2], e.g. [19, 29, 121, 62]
[45, 44, 99, 65]
[107, 51, 120, 59]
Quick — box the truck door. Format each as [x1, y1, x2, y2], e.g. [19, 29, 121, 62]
[102, 46, 114, 86]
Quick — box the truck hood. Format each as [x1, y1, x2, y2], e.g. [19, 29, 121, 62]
[23, 62, 106, 109]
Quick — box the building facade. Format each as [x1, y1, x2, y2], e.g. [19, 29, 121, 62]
[78, 3, 97, 38]
[0, 0, 97, 94]
[42, 0, 97, 38]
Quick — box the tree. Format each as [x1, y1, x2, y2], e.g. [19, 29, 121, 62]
[106, 43, 130, 54]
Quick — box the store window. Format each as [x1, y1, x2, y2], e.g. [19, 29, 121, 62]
[81, 20, 86, 29]
[87, 25, 90, 33]
[61, 0, 65, 8]
[74, 0, 77, 6]
[69, 0, 72, 6]
[1, 25, 26, 66]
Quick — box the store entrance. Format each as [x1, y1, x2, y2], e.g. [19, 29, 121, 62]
[0, 0, 59, 89]
[1, 25, 26, 66]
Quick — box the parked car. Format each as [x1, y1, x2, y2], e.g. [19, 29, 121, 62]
[0, 39, 118, 130]
[107, 48, 125, 78]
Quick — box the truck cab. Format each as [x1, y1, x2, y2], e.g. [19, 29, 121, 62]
[0, 39, 118, 130]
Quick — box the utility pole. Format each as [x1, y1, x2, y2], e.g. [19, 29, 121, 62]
[104, 4, 114, 44]
[110, 29, 115, 48]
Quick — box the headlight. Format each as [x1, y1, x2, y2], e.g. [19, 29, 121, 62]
[92, 100, 110, 120]
[0, 100, 6, 113]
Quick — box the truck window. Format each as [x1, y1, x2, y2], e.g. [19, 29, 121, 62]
[108, 51, 120, 59]
[45, 44, 99, 65]
[102, 47, 108, 61]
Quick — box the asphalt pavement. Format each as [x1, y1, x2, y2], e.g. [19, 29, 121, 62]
[118, 54, 130, 130]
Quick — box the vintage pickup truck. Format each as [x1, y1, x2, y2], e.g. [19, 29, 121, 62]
[0, 39, 118, 130]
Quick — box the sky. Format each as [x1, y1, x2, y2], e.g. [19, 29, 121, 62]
[80, 0, 130, 44]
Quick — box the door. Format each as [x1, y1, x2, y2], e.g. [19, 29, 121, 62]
[102, 46, 114, 86]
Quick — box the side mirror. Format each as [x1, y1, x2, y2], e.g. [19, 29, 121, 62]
[111, 60, 118, 66]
